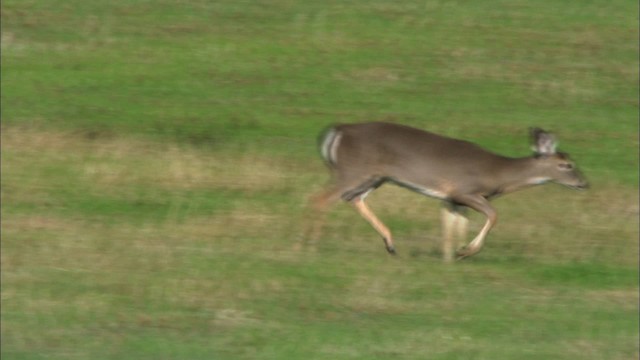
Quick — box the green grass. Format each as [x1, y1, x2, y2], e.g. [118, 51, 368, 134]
[2, 1, 639, 359]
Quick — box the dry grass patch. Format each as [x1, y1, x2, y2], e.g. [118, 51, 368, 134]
[582, 289, 640, 313]
[2, 126, 290, 195]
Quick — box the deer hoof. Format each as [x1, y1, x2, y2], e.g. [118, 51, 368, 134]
[386, 245, 397, 255]
[456, 247, 478, 260]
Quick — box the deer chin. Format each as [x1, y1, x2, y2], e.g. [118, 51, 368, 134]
[572, 183, 589, 191]
[559, 182, 589, 191]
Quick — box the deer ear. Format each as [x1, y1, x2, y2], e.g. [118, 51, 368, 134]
[530, 128, 557, 155]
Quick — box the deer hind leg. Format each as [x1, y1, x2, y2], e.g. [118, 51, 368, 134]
[301, 176, 382, 249]
[299, 185, 343, 251]
[340, 177, 396, 254]
[350, 194, 396, 254]
[303, 175, 391, 253]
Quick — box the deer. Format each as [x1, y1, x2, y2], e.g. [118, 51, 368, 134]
[306, 121, 588, 262]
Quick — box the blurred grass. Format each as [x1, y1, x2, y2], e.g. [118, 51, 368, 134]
[2, 0, 639, 359]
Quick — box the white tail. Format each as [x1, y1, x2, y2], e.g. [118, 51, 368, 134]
[307, 122, 588, 261]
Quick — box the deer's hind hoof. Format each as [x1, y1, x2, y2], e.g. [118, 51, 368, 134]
[386, 246, 397, 255]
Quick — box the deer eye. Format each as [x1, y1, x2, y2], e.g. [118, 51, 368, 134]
[558, 163, 574, 170]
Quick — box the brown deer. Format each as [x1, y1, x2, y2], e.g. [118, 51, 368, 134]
[307, 122, 588, 261]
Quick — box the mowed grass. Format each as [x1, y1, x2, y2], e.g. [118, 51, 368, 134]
[2, 0, 639, 359]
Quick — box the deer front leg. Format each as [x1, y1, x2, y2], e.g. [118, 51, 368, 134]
[451, 195, 497, 260]
[441, 202, 469, 263]
[441, 207, 456, 262]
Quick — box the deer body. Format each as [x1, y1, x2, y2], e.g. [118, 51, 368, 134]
[310, 122, 588, 261]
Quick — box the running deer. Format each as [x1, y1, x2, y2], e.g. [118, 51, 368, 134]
[307, 122, 588, 261]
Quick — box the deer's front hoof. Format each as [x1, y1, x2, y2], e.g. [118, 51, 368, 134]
[456, 247, 479, 260]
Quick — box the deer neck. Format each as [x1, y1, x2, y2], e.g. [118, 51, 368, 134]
[494, 156, 550, 195]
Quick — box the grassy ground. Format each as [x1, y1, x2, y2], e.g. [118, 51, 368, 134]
[2, 1, 639, 359]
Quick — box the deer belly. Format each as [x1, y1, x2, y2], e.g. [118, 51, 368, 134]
[389, 178, 449, 200]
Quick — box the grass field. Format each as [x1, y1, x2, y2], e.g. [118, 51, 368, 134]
[2, 1, 639, 359]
